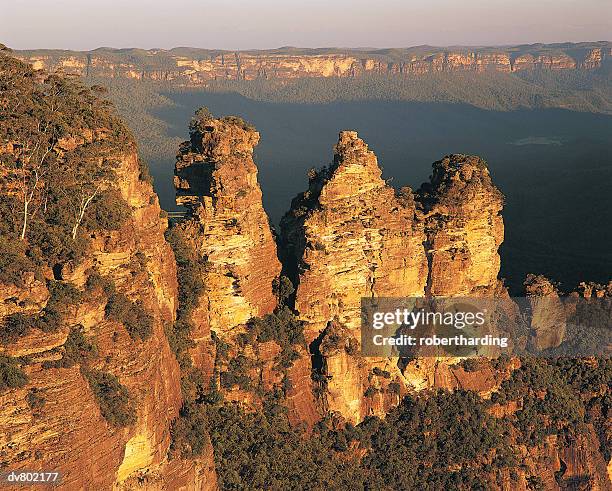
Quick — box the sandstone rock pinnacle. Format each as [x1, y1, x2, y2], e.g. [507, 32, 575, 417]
[281, 130, 428, 342]
[418, 154, 505, 296]
[174, 115, 281, 341]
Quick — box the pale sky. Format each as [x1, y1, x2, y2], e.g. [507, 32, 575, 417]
[2, 0, 610, 51]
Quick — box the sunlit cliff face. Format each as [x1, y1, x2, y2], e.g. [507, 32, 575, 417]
[17, 44, 610, 84]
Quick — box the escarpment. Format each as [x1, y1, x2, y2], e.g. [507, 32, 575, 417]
[2, 45, 610, 489]
[0, 51, 215, 490]
[15, 43, 611, 84]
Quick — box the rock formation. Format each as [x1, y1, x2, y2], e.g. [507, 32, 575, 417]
[524, 274, 567, 350]
[0, 146, 215, 489]
[417, 154, 505, 297]
[281, 130, 428, 340]
[281, 131, 427, 423]
[172, 114, 320, 425]
[281, 134, 511, 422]
[2, 45, 610, 488]
[0, 51, 216, 489]
[16, 43, 611, 84]
[174, 115, 281, 341]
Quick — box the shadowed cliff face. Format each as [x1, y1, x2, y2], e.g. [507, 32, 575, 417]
[15, 43, 612, 84]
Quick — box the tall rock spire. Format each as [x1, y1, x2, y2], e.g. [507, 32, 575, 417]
[418, 154, 505, 297]
[281, 131, 428, 342]
[174, 114, 281, 340]
[281, 131, 428, 422]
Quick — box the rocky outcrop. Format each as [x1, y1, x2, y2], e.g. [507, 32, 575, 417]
[0, 145, 218, 489]
[15, 43, 611, 84]
[524, 274, 567, 350]
[418, 154, 505, 297]
[0, 49, 216, 487]
[281, 130, 428, 341]
[281, 133, 511, 422]
[280, 131, 428, 421]
[174, 115, 281, 341]
[172, 115, 321, 426]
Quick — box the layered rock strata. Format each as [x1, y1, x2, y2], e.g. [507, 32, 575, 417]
[417, 154, 505, 297]
[0, 146, 215, 489]
[173, 116, 319, 425]
[281, 133, 510, 422]
[16, 43, 611, 84]
[174, 116, 281, 340]
[281, 130, 428, 341]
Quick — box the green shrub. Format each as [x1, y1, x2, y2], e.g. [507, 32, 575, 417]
[57, 328, 97, 368]
[0, 356, 28, 392]
[165, 320, 195, 370]
[170, 401, 210, 458]
[364, 386, 378, 398]
[105, 292, 154, 341]
[1, 313, 34, 343]
[203, 400, 365, 489]
[27, 222, 88, 266]
[275, 347, 300, 370]
[35, 281, 83, 334]
[0, 236, 38, 287]
[248, 306, 305, 348]
[26, 388, 45, 410]
[47, 281, 83, 308]
[272, 275, 295, 305]
[359, 390, 515, 489]
[85, 272, 115, 296]
[34, 308, 63, 333]
[85, 370, 136, 427]
[189, 107, 214, 136]
[372, 367, 391, 378]
[164, 227, 206, 319]
[459, 358, 481, 372]
[82, 189, 131, 232]
[388, 382, 401, 394]
[220, 354, 254, 391]
[164, 226, 207, 368]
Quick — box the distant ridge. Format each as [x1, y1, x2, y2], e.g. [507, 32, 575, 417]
[12, 42, 611, 84]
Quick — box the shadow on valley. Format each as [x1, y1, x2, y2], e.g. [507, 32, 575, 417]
[150, 91, 612, 294]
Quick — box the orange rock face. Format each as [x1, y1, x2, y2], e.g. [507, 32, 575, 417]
[418, 154, 505, 297]
[174, 117, 281, 343]
[281, 130, 428, 341]
[281, 134, 512, 422]
[17, 44, 610, 83]
[281, 131, 429, 422]
[0, 145, 219, 488]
